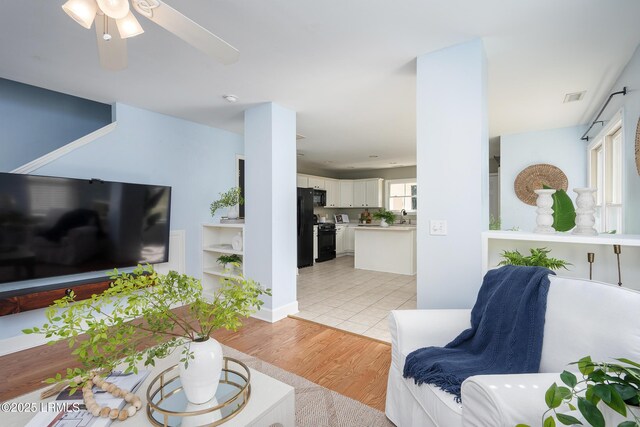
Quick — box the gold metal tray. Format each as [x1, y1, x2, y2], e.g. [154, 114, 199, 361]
[146, 357, 251, 427]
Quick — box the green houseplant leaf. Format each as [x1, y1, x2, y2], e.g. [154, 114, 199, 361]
[543, 185, 576, 232]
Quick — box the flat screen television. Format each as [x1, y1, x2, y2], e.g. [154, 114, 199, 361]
[0, 173, 171, 291]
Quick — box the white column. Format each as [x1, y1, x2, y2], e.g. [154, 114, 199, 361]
[244, 103, 298, 321]
[416, 39, 489, 309]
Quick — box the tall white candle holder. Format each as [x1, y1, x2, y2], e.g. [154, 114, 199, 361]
[534, 189, 556, 234]
[572, 188, 597, 235]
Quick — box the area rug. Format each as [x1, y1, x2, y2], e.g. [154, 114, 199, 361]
[222, 345, 394, 427]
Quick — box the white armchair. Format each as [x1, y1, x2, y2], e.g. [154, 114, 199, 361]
[386, 276, 640, 427]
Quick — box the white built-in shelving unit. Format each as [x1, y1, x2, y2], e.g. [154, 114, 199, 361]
[202, 223, 244, 296]
[482, 230, 640, 290]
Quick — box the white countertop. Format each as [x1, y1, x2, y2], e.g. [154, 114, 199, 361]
[354, 225, 416, 231]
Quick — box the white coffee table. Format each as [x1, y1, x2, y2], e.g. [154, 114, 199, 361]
[3, 353, 295, 427]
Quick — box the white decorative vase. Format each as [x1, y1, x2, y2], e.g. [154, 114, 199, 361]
[227, 205, 239, 219]
[179, 337, 223, 404]
[534, 189, 556, 234]
[231, 232, 243, 251]
[572, 188, 597, 235]
[380, 219, 389, 227]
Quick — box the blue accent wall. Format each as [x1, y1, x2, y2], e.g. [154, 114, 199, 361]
[0, 103, 243, 341]
[0, 78, 112, 172]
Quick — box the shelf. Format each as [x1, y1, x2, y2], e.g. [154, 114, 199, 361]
[203, 244, 243, 255]
[482, 230, 640, 247]
[202, 223, 245, 229]
[203, 268, 243, 280]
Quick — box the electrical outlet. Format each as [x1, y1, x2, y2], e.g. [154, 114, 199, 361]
[429, 220, 448, 236]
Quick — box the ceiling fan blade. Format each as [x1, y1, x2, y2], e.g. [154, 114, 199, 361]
[137, 1, 239, 65]
[94, 15, 127, 71]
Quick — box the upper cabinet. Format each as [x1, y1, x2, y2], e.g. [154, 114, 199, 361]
[339, 180, 354, 208]
[296, 174, 383, 208]
[297, 175, 309, 188]
[353, 179, 383, 208]
[325, 178, 340, 207]
[307, 176, 325, 190]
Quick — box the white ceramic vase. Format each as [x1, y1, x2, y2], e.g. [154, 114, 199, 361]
[227, 205, 239, 219]
[572, 188, 597, 235]
[534, 189, 556, 234]
[179, 337, 223, 404]
[380, 219, 389, 227]
[231, 232, 243, 251]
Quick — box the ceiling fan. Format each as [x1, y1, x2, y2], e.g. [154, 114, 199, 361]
[61, 0, 239, 70]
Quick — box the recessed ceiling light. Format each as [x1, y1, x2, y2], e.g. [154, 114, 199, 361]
[369, 155, 379, 158]
[223, 94, 238, 103]
[563, 91, 586, 103]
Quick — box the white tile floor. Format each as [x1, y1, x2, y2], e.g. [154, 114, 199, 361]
[296, 256, 417, 342]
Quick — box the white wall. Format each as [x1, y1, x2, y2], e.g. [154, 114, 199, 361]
[500, 126, 587, 231]
[590, 43, 640, 233]
[416, 39, 489, 309]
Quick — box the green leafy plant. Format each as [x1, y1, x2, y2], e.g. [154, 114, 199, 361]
[217, 254, 242, 266]
[490, 215, 502, 230]
[517, 356, 640, 427]
[23, 264, 269, 393]
[210, 187, 244, 217]
[498, 247, 571, 270]
[543, 185, 576, 232]
[372, 208, 396, 224]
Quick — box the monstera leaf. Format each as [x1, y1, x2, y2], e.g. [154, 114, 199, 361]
[543, 185, 575, 232]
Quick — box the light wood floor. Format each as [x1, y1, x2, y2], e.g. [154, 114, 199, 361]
[0, 316, 391, 412]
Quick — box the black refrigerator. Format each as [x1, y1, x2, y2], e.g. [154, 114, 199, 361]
[297, 187, 314, 268]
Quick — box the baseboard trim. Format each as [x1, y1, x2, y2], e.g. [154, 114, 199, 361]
[252, 301, 299, 323]
[11, 122, 118, 174]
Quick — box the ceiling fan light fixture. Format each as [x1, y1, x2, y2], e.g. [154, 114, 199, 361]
[62, 0, 98, 29]
[116, 11, 144, 38]
[96, 0, 130, 20]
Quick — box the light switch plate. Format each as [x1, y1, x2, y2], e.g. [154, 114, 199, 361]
[429, 220, 448, 235]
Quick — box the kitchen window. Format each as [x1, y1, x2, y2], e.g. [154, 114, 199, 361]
[387, 179, 417, 212]
[588, 113, 623, 233]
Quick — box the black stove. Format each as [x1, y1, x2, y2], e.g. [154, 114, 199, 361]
[316, 223, 336, 262]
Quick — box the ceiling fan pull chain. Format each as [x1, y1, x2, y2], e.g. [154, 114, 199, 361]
[103, 14, 112, 41]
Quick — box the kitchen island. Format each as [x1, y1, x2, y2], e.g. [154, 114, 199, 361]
[354, 226, 416, 275]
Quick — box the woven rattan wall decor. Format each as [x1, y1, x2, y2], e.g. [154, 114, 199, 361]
[514, 163, 568, 206]
[635, 117, 640, 176]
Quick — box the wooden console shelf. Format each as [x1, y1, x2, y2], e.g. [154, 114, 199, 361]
[0, 280, 112, 316]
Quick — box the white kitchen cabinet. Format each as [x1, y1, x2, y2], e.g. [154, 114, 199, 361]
[308, 176, 325, 190]
[324, 178, 340, 207]
[297, 174, 309, 188]
[344, 226, 355, 253]
[339, 180, 354, 208]
[353, 181, 367, 207]
[353, 179, 383, 207]
[313, 225, 318, 262]
[336, 225, 347, 255]
[365, 179, 383, 207]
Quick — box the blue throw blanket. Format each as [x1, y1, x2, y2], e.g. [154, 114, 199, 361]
[403, 265, 553, 402]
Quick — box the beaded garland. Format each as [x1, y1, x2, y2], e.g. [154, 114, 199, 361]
[80, 373, 142, 421]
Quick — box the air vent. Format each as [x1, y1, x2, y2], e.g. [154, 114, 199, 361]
[296, 134, 306, 140]
[563, 91, 586, 103]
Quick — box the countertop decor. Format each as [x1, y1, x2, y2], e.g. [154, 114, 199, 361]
[514, 164, 568, 206]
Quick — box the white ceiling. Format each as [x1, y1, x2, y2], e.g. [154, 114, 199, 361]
[1, 1, 640, 172]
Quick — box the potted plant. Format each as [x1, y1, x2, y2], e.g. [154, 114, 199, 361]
[498, 247, 571, 270]
[372, 208, 396, 227]
[210, 187, 244, 219]
[518, 356, 640, 427]
[23, 264, 270, 405]
[217, 254, 242, 274]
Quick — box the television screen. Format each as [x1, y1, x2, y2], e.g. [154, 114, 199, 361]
[0, 173, 171, 286]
